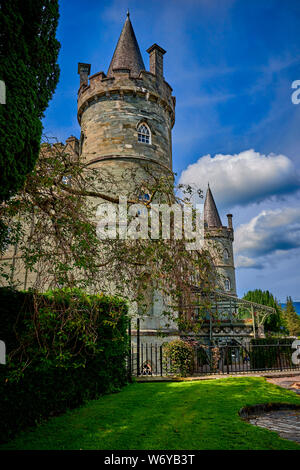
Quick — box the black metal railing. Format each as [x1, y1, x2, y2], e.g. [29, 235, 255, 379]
[129, 343, 300, 377]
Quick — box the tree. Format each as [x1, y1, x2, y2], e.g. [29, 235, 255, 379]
[243, 289, 285, 333]
[0, 138, 217, 334]
[284, 296, 300, 337]
[0, 0, 60, 202]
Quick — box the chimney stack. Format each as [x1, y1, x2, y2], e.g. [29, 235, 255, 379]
[227, 214, 233, 229]
[146, 44, 166, 80]
[78, 63, 91, 87]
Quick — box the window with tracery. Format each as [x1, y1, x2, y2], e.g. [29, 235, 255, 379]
[224, 278, 231, 291]
[137, 123, 151, 144]
[224, 249, 229, 261]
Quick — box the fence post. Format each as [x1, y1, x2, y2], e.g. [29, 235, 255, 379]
[251, 305, 256, 339]
[226, 347, 230, 374]
[278, 341, 283, 371]
[128, 318, 132, 381]
[160, 345, 163, 376]
[137, 318, 140, 376]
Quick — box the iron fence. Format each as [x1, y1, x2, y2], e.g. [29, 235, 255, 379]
[129, 343, 300, 377]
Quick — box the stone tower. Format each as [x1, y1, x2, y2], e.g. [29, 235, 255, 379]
[204, 185, 237, 295]
[76, 13, 177, 346]
[77, 12, 175, 199]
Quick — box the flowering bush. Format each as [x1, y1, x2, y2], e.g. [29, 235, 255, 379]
[163, 339, 194, 377]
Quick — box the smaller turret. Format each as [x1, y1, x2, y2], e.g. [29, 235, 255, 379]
[203, 185, 237, 295]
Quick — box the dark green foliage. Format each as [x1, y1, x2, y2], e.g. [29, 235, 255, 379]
[0, 287, 129, 443]
[243, 289, 285, 333]
[284, 296, 300, 337]
[163, 339, 194, 376]
[250, 337, 295, 370]
[0, 0, 60, 202]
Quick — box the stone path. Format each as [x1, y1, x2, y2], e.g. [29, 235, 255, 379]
[137, 370, 300, 382]
[249, 409, 300, 444]
[266, 376, 300, 395]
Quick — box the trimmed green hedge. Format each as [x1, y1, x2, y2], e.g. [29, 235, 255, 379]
[0, 287, 129, 443]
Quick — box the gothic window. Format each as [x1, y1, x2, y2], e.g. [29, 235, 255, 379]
[137, 123, 151, 144]
[224, 278, 231, 291]
[224, 249, 229, 261]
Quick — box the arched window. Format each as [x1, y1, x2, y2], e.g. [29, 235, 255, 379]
[224, 278, 231, 291]
[137, 123, 151, 144]
[224, 249, 229, 261]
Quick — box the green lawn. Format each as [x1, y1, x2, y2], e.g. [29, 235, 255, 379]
[1, 377, 300, 450]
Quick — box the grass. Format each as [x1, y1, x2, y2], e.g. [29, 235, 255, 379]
[1, 377, 300, 450]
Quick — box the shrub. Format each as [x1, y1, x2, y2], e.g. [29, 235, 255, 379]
[163, 339, 194, 377]
[0, 287, 129, 443]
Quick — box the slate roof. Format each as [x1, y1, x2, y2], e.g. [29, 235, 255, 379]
[204, 185, 222, 228]
[107, 12, 145, 77]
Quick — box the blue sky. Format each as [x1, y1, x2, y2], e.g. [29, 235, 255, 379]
[42, 0, 300, 302]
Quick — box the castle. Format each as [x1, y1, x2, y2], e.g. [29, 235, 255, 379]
[75, 13, 241, 343]
[75, 12, 237, 295]
[2, 13, 275, 354]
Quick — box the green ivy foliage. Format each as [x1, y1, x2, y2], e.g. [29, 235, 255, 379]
[0, 287, 129, 443]
[0, 0, 60, 202]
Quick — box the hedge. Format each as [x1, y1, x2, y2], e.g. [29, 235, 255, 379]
[0, 287, 129, 443]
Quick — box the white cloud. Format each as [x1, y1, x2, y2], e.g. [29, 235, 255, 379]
[235, 255, 263, 269]
[235, 207, 300, 269]
[179, 149, 300, 209]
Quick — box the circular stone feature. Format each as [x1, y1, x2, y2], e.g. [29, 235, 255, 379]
[240, 404, 300, 444]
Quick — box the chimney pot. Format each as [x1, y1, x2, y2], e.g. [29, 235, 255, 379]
[78, 63, 91, 86]
[227, 214, 233, 229]
[146, 44, 166, 79]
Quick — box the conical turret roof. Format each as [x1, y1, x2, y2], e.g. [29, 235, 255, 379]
[204, 185, 222, 228]
[107, 12, 145, 77]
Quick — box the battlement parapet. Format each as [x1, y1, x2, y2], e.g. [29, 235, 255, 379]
[40, 136, 79, 160]
[77, 69, 175, 126]
[204, 226, 234, 241]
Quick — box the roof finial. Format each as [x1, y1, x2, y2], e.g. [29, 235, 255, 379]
[127, 9, 130, 18]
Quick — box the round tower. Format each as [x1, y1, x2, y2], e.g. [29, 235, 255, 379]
[203, 185, 237, 295]
[77, 13, 175, 198]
